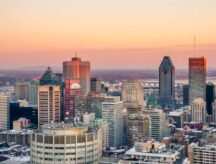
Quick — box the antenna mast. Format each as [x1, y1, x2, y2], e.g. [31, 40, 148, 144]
[194, 35, 196, 56]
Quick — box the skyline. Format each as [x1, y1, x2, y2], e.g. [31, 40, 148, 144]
[1, 0, 216, 69]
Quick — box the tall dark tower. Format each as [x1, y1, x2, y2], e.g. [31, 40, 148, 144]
[206, 82, 215, 115]
[159, 56, 175, 108]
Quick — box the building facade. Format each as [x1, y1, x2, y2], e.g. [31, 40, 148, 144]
[122, 81, 144, 108]
[14, 82, 30, 101]
[63, 57, 90, 96]
[0, 96, 10, 130]
[127, 113, 150, 147]
[159, 56, 175, 108]
[31, 123, 101, 164]
[191, 98, 207, 123]
[148, 109, 170, 141]
[38, 85, 61, 126]
[206, 82, 215, 115]
[189, 56, 206, 104]
[102, 96, 123, 147]
[64, 80, 83, 121]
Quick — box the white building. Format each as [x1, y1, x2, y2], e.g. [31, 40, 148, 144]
[124, 138, 185, 163]
[38, 85, 61, 126]
[0, 96, 10, 130]
[148, 109, 170, 141]
[191, 98, 207, 123]
[31, 123, 101, 164]
[102, 96, 123, 147]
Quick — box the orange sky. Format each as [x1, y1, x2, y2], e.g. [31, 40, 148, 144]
[0, 0, 216, 69]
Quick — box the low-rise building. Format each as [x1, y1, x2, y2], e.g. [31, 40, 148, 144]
[123, 137, 186, 164]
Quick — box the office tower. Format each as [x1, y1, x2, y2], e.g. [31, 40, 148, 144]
[75, 95, 87, 120]
[63, 57, 90, 96]
[64, 80, 83, 121]
[0, 96, 10, 130]
[127, 113, 150, 147]
[159, 56, 175, 108]
[189, 56, 206, 104]
[122, 81, 144, 107]
[212, 100, 216, 123]
[14, 82, 30, 101]
[90, 78, 101, 92]
[102, 96, 123, 147]
[206, 82, 215, 115]
[86, 92, 107, 118]
[191, 98, 207, 123]
[40, 67, 59, 85]
[183, 84, 189, 106]
[29, 80, 39, 106]
[148, 109, 170, 141]
[38, 85, 61, 126]
[31, 123, 102, 164]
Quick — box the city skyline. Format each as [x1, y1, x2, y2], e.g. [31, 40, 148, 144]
[1, 0, 216, 69]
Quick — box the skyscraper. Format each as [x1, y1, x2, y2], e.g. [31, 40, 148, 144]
[183, 84, 189, 106]
[14, 82, 30, 101]
[189, 56, 206, 104]
[102, 96, 123, 147]
[191, 98, 207, 123]
[64, 80, 83, 121]
[148, 109, 171, 141]
[159, 56, 175, 108]
[0, 96, 10, 130]
[63, 57, 90, 96]
[29, 80, 39, 106]
[122, 81, 144, 108]
[38, 85, 61, 126]
[206, 82, 215, 115]
[90, 77, 102, 92]
[40, 67, 59, 85]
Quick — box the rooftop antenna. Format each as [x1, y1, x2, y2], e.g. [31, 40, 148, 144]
[194, 35, 196, 56]
[75, 51, 78, 57]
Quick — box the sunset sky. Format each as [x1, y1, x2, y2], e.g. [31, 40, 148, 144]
[1, 0, 216, 70]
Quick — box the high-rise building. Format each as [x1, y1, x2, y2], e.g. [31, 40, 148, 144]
[31, 123, 102, 164]
[90, 118, 109, 149]
[206, 82, 215, 115]
[191, 98, 207, 123]
[159, 56, 175, 108]
[90, 78, 102, 92]
[29, 80, 39, 106]
[211, 100, 216, 123]
[183, 84, 189, 106]
[14, 82, 30, 101]
[63, 57, 90, 96]
[86, 92, 107, 118]
[38, 85, 61, 126]
[40, 67, 59, 85]
[102, 96, 123, 147]
[122, 81, 144, 107]
[127, 113, 150, 147]
[189, 56, 206, 104]
[64, 80, 83, 121]
[0, 96, 10, 130]
[148, 109, 171, 141]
